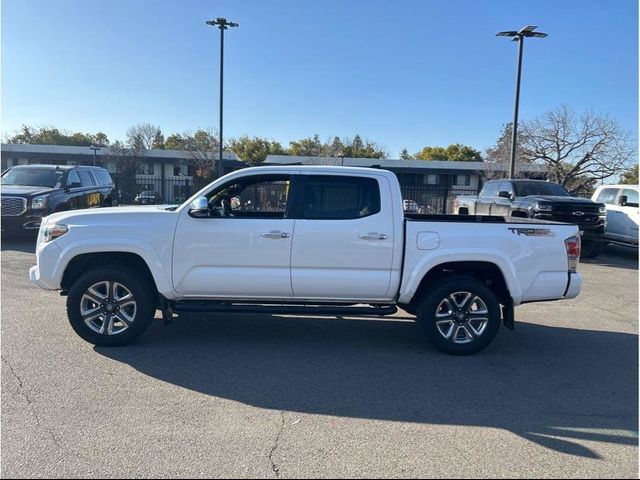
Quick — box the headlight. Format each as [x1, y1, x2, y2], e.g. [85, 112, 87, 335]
[599, 205, 607, 215]
[42, 224, 68, 242]
[535, 202, 553, 212]
[31, 195, 48, 209]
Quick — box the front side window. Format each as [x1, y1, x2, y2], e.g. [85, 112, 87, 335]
[481, 182, 498, 198]
[596, 188, 619, 205]
[67, 170, 81, 187]
[208, 175, 291, 218]
[302, 175, 381, 220]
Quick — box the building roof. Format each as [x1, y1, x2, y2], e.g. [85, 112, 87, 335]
[265, 154, 544, 173]
[1, 143, 240, 162]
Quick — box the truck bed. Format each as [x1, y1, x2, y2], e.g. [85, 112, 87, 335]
[404, 213, 564, 224]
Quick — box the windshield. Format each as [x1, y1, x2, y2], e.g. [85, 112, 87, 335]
[514, 182, 570, 197]
[1, 167, 64, 188]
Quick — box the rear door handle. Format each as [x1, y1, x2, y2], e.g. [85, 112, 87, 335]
[261, 231, 291, 239]
[359, 233, 388, 240]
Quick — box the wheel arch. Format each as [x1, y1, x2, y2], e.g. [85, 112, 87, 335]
[401, 260, 514, 314]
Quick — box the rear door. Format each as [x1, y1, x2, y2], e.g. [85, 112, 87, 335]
[290, 173, 395, 301]
[77, 169, 102, 208]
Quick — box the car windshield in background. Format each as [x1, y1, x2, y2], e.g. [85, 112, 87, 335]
[1, 168, 64, 188]
[515, 182, 570, 197]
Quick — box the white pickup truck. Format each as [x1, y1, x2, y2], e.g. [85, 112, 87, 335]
[30, 166, 583, 354]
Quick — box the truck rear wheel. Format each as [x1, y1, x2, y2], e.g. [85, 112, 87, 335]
[66, 267, 156, 346]
[417, 277, 501, 355]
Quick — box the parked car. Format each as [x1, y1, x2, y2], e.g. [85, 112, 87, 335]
[30, 166, 583, 355]
[591, 184, 639, 248]
[1, 164, 115, 234]
[455, 179, 606, 258]
[134, 190, 162, 205]
[403, 199, 419, 213]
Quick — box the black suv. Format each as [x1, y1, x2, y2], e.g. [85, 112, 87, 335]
[1, 164, 116, 234]
[478, 179, 607, 258]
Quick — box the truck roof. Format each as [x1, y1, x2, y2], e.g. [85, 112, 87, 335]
[237, 165, 396, 177]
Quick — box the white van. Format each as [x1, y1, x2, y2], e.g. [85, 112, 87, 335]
[592, 184, 639, 247]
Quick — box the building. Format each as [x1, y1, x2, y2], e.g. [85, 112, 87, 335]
[1, 143, 245, 203]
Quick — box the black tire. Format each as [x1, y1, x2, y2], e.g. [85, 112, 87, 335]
[580, 239, 604, 259]
[67, 267, 156, 346]
[417, 276, 501, 355]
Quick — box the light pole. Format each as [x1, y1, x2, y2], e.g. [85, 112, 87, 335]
[206, 17, 239, 178]
[89, 145, 100, 166]
[497, 25, 547, 179]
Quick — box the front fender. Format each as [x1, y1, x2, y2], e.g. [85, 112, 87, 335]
[53, 237, 175, 298]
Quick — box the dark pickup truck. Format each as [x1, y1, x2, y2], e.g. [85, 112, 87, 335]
[455, 179, 607, 258]
[1, 164, 116, 234]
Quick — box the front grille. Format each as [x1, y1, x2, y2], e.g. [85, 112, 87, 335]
[553, 205, 599, 215]
[1, 197, 27, 217]
[553, 214, 599, 224]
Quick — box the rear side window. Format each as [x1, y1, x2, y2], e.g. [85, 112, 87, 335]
[302, 175, 381, 220]
[596, 188, 619, 205]
[78, 170, 96, 187]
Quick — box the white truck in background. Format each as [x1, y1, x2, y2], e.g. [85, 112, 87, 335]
[30, 166, 583, 355]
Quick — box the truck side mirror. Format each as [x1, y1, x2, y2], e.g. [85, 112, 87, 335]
[498, 191, 512, 200]
[619, 195, 628, 206]
[189, 197, 210, 218]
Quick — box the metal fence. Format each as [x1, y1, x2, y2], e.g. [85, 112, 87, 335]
[112, 175, 480, 213]
[400, 185, 480, 214]
[112, 175, 211, 205]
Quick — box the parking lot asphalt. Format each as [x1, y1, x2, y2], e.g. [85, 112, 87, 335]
[1, 239, 638, 479]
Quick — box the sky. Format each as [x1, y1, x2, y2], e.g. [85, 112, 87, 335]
[1, 0, 638, 158]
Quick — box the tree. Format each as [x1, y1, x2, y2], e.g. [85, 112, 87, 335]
[6, 125, 110, 147]
[414, 143, 482, 162]
[620, 165, 638, 185]
[338, 135, 387, 159]
[400, 148, 413, 160]
[518, 106, 635, 192]
[288, 134, 324, 156]
[182, 129, 220, 178]
[164, 133, 188, 151]
[126, 123, 163, 153]
[485, 123, 530, 179]
[228, 135, 286, 165]
[108, 140, 138, 203]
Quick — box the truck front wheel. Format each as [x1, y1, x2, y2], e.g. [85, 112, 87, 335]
[66, 267, 156, 346]
[417, 277, 501, 355]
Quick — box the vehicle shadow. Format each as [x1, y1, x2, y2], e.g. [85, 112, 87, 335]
[582, 244, 638, 270]
[0, 236, 36, 254]
[96, 313, 638, 459]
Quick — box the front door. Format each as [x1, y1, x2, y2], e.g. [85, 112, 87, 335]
[172, 174, 295, 298]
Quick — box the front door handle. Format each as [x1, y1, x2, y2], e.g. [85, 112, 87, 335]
[261, 231, 291, 239]
[359, 232, 388, 240]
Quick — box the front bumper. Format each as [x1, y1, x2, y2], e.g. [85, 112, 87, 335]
[2, 211, 48, 233]
[29, 240, 62, 290]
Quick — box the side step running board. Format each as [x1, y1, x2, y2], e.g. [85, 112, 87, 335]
[171, 301, 398, 317]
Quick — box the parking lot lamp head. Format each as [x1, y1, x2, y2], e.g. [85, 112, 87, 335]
[497, 26, 547, 179]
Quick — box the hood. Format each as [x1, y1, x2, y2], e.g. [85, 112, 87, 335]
[45, 205, 178, 225]
[1, 185, 58, 196]
[520, 195, 598, 205]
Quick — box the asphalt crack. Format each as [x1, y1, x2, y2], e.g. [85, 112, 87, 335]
[2, 355, 60, 447]
[269, 410, 286, 478]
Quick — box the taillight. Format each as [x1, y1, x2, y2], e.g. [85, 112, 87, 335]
[565, 235, 581, 273]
